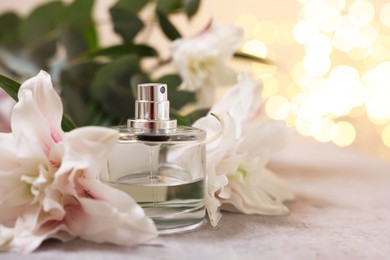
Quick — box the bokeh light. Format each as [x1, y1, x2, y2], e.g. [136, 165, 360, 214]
[381, 124, 390, 147]
[253, 21, 278, 45]
[332, 121, 356, 147]
[237, 0, 390, 150]
[348, 0, 375, 26]
[242, 40, 268, 58]
[379, 3, 390, 28]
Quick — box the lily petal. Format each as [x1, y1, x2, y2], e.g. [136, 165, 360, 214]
[50, 126, 157, 245]
[221, 165, 294, 215]
[11, 71, 63, 160]
[75, 179, 158, 246]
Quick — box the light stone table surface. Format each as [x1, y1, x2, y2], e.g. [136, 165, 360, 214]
[2, 137, 390, 259]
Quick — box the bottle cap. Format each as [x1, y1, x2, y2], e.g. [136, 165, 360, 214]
[128, 83, 177, 130]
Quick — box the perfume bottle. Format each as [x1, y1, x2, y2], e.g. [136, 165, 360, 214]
[101, 83, 206, 234]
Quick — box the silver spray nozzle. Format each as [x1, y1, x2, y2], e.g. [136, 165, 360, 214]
[137, 83, 167, 102]
[128, 83, 177, 130]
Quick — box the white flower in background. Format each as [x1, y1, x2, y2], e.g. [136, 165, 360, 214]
[0, 89, 14, 132]
[171, 23, 243, 106]
[194, 73, 294, 226]
[0, 71, 157, 254]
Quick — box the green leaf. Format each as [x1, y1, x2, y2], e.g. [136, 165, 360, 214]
[61, 0, 98, 57]
[156, 9, 181, 41]
[114, 0, 149, 14]
[0, 74, 20, 101]
[109, 7, 144, 42]
[20, 1, 64, 44]
[183, 0, 201, 19]
[90, 55, 140, 100]
[18, 1, 64, 68]
[156, 0, 182, 13]
[85, 103, 112, 126]
[61, 29, 89, 59]
[130, 73, 150, 97]
[61, 61, 103, 126]
[233, 52, 274, 65]
[61, 115, 77, 132]
[0, 12, 22, 46]
[170, 111, 188, 125]
[155, 74, 195, 110]
[0, 73, 76, 132]
[83, 44, 157, 60]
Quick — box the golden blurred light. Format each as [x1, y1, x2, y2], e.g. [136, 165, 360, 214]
[381, 124, 390, 147]
[303, 1, 341, 33]
[303, 54, 331, 77]
[368, 115, 388, 126]
[295, 114, 336, 139]
[326, 0, 346, 11]
[349, 106, 366, 118]
[303, 0, 323, 21]
[332, 121, 356, 147]
[242, 39, 268, 58]
[287, 83, 301, 98]
[306, 33, 333, 54]
[235, 13, 259, 39]
[295, 114, 318, 136]
[364, 62, 390, 120]
[265, 95, 290, 120]
[261, 77, 279, 99]
[291, 62, 305, 84]
[369, 35, 390, 61]
[262, 0, 390, 150]
[380, 3, 390, 28]
[285, 113, 297, 127]
[277, 21, 295, 46]
[327, 66, 365, 110]
[347, 47, 370, 60]
[253, 21, 278, 45]
[348, 0, 375, 25]
[333, 16, 360, 51]
[357, 25, 378, 48]
[251, 62, 277, 78]
[313, 118, 336, 142]
[293, 20, 318, 45]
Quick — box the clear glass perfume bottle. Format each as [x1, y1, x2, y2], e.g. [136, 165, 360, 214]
[100, 83, 206, 234]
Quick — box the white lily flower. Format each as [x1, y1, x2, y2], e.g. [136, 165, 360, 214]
[171, 23, 243, 106]
[0, 71, 157, 254]
[194, 73, 294, 226]
[0, 89, 14, 132]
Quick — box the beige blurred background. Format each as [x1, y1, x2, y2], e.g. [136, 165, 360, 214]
[1, 0, 390, 160]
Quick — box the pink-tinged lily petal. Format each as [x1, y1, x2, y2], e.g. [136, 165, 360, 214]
[0, 133, 32, 225]
[48, 126, 157, 245]
[75, 179, 158, 245]
[1, 71, 158, 254]
[17, 70, 63, 142]
[0, 205, 59, 254]
[11, 71, 64, 159]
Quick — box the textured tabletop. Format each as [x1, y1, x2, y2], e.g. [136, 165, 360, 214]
[2, 138, 390, 259]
